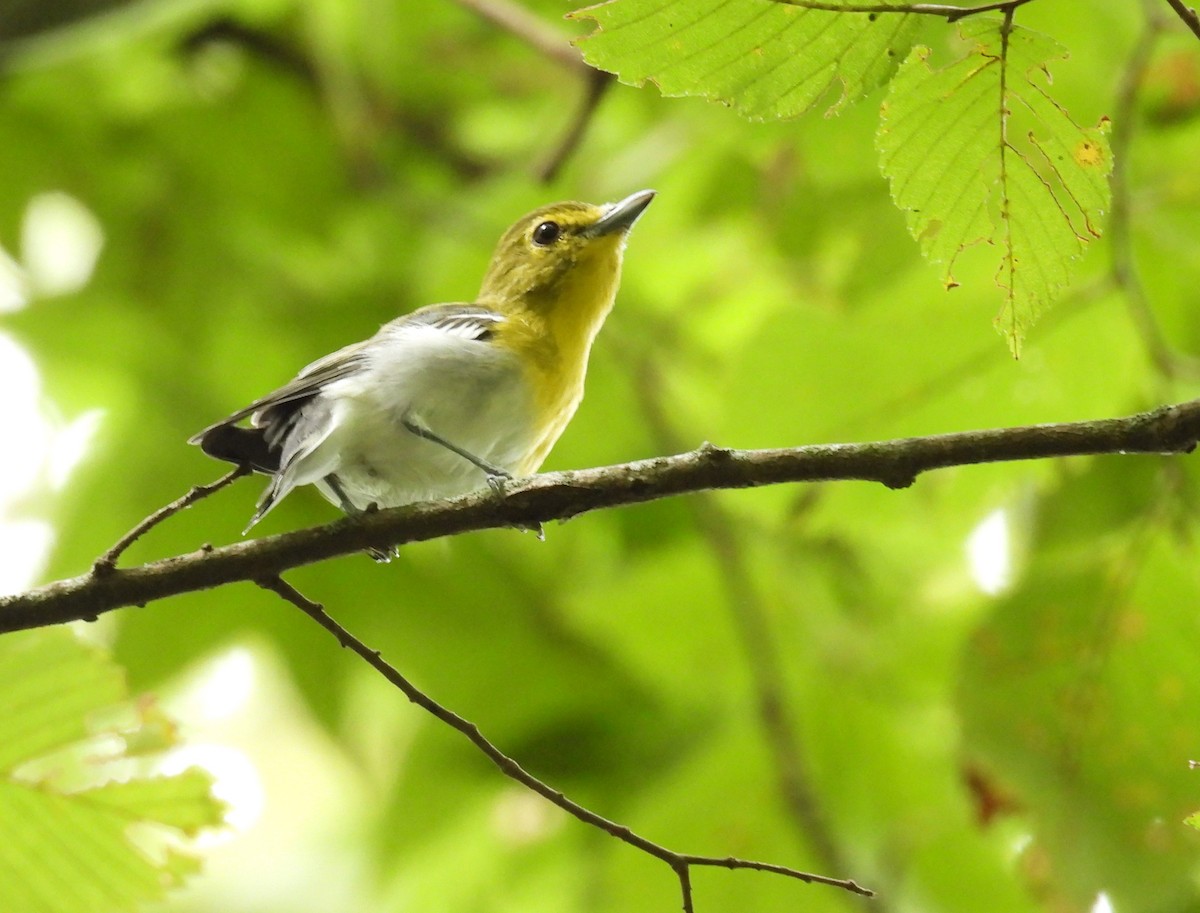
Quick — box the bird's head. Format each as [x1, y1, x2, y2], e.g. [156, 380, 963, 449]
[478, 190, 655, 312]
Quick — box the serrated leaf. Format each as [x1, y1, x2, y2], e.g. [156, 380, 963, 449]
[571, 0, 920, 120]
[83, 770, 225, 836]
[0, 624, 126, 772]
[0, 630, 224, 913]
[877, 18, 1112, 354]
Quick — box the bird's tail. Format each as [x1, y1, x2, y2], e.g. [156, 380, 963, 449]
[190, 424, 280, 474]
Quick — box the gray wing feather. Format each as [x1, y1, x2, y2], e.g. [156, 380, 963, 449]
[187, 339, 370, 444]
[396, 303, 504, 340]
[248, 398, 339, 529]
[190, 303, 506, 503]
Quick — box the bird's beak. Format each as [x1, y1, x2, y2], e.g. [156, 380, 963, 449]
[586, 189, 656, 237]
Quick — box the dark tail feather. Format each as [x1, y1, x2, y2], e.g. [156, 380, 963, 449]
[190, 424, 280, 474]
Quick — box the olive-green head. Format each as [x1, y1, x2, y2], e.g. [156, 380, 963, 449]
[478, 190, 655, 310]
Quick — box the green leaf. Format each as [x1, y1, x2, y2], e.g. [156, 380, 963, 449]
[877, 18, 1112, 354]
[0, 630, 224, 913]
[0, 625, 126, 772]
[571, 0, 920, 120]
[82, 770, 222, 837]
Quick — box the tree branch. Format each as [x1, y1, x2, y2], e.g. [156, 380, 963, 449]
[448, 0, 611, 182]
[769, 0, 1034, 22]
[4, 399, 1200, 634]
[1108, 6, 1200, 380]
[256, 575, 872, 905]
[450, 0, 587, 73]
[92, 464, 250, 575]
[1164, 0, 1200, 41]
[537, 68, 614, 184]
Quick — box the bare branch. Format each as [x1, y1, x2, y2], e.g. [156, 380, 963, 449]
[1164, 0, 1200, 40]
[92, 465, 250, 576]
[5, 399, 1200, 634]
[447, 0, 611, 184]
[537, 68, 614, 184]
[451, 0, 587, 72]
[769, 0, 1034, 22]
[1109, 7, 1200, 379]
[256, 574, 872, 903]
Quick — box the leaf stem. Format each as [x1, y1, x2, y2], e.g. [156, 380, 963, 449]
[996, 4, 1017, 349]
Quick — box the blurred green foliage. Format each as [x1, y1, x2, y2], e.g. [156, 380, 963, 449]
[2, 0, 1200, 911]
[0, 629, 223, 913]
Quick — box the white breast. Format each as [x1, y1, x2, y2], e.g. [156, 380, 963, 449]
[297, 323, 535, 510]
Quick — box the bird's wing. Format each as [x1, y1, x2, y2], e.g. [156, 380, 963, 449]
[187, 340, 370, 445]
[393, 302, 506, 341]
[189, 303, 507, 470]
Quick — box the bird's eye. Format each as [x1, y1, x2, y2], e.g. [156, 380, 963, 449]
[531, 221, 561, 246]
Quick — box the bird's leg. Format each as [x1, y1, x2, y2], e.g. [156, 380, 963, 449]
[401, 416, 542, 538]
[325, 474, 360, 514]
[401, 416, 512, 492]
[325, 474, 397, 562]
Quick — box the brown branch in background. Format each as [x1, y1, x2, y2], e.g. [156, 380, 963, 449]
[634, 362, 878, 906]
[183, 3, 611, 186]
[92, 465, 250, 576]
[451, 0, 588, 72]
[538, 69, 614, 184]
[179, 17, 318, 85]
[178, 17, 494, 184]
[770, 0, 1035, 21]
[1109, 7, 1200, 380]
[1164, 0, 1200, 40]
[256, 575, 872, 910]
[6, 399, 1200, 634]
[450, 0, 611, 182]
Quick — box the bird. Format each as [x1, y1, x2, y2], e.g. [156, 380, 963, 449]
[190, 190, 655, 552]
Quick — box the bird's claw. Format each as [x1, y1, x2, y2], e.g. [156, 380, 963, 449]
[485, 471, 511, 496]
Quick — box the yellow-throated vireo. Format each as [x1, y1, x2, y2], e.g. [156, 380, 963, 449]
[191, 190, 655, 537]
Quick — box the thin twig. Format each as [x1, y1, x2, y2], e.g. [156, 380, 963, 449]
[1164, 0, 1200, 40]
[178, 17, 495, 183]
[770, 0, 1034, 22]
[537, 69, 614, 184]
[451, 0, 587, 72]
[91, 465, 250, 576]
[255, 575, 872, 905]
[1109, 8, 1200, 380]
[450, 0, 609, 181]
[179, 17, 318, 85]
[7, 398, 1200, 633]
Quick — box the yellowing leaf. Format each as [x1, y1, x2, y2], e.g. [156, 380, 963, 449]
[877, 18, 1112, 354]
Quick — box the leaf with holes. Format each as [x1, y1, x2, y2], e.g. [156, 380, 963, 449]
[0, 629, 224, 913]
[570, 0, 921, 120]
[877, 18, 1112, 354]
